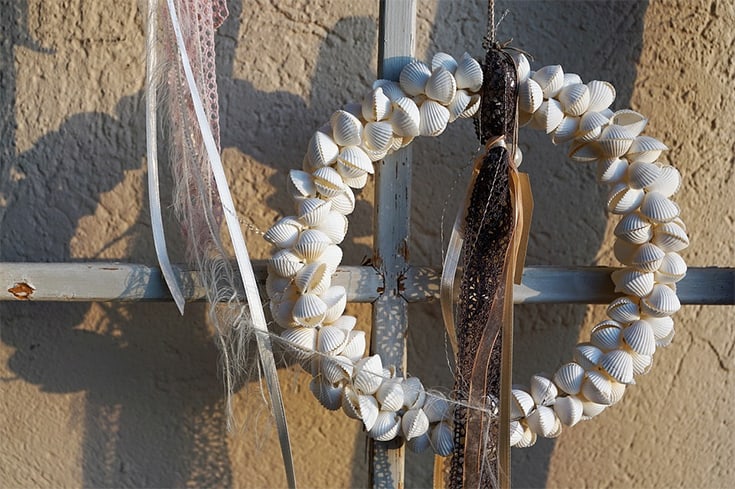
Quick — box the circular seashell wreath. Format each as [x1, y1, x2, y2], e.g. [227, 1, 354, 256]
[263, 51, 688, 455]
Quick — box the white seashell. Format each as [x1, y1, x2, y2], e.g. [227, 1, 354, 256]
[270, 249, 304, 278]
[581, 400, 607, 419]
[581, 370, 614, 405]
[376, 379, 404, 412]
[402, 377, 426, 409]
[455, 52, 483, 91]
[313, 211, 348, 244]
[609, 381, 627, 404]
[510, 420, 525, 446]
[563, 72, 583, 87]
[622, 319, 656, 356]
[630, 242, 666, 272]
[317, 325, 348, 355]
[280, 327, 317, 359]
[341, 172, 368, 189]
[362, 121, 394, 153]
[288, 169, 317, 198]
[611, 109, 648, 138]
[647, 165, 681, 197]
[655, 252, 687, 284]
[402, 408, 430, 440]
[640, 191, 680, 223]
[313, 166, 347, 198]
[390, 97, 421, 137]
[330, 314, 357, 332]
[337, 146, 374, 179]
[458, 93, 481, 118]
[330, 110, 363, 147]
[627, 161, 662, 189]
[574, 343, 602, 370]
[399, 60, 432, 96]
[557, 83, 590, 116]
[532, 65, 564, 98]
[590, 320, 623, 351]
[341, 386, 362, 420]
[270, 296, 298, 328]
[652, 221, 689, 252]
[526, 405, 560, 438]
[294, 262, 331, 295]
[551, 116, 580, 144]
[597, 158, 629, 184]
[431, 52, 458, 73]
[606, 183, 644, 214]
[430, 422, 454, 456]
[554, 396, 583, 427]
[612, 268, 655, 297]
[264, 216, 302, 249]
[321, 355, 354, 384]
[519, 78, 543, 114]
[553, 362, 585, 395]
[292, 293, 327, 327]
[511, 388, 536, 420]
[568, 140, 601, 162]
[513, 53, 531, 84]
[530, 374, 558, 406]
[362, 87, 392, 122]
[307, 131, 339, 167]
[614, 239, 640, 266]
[518, 109, 533, 128]
[370, 411, 402, 442]
[328, 187, 355, 216]
[423, 394, 451, 423]
[599, 350, 634, 384]
[407, 432, 431, 453]
[448, 89, 472, 122]
[265, 274, 292, 298]
[641, 284, 681, 317]
[294, 229, 331, 261]
[419, 100, 450, 136]
[316, 244, 343, 274]
[425, 67, 457, 105]
[309, 377, 343, 410]
[297, 197, 331, 226]
[372, 79, 405, 101]
[531, 99, 564, 134]
[646, 316, 675, 345]
[514, 423, 537, 448]
[606, 296, 641, 323]
[598, 124, 637, 158]
[358, 395, 380, 432]
[586, 80, 616, 112]
[353, 355, 384, 395]
[614, 212, 653, 244]
[631, 350, 654, 374]
[578, 110, 610, 141]
[341, 330, 366, 362]
[627, 136, 668, 163]
[322, 285, 348, 324]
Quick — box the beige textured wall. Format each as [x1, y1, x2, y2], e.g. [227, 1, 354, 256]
[1, 1, 733, 488]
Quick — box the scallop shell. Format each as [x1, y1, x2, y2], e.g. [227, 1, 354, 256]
[586, 80, 616, 112]
[370, 411, 401, 442]
[402, 377, 426, 409]
[358, 395, 380, 431]
[390, 97, 421, 137]
[511, 388, 536, 420]
[294, 262, 331, 295]
[431, 52, 458, 73]
[288, 169, 317, 198]
[646, 316, 675, 343]
[652, 221, 689, 252]
[330, 314, 357, 332]
[425, 67, 457, 105]
[372, 79, 405, 101]
[569, 140, 601, 162]
[330, 110, 363, 147]
[448, 89, 472, 122]
[519, 78, 543, 114]
[640, 191, 680, 223]
[419, 100, 450, 136]
[280, 327, 317, 359]
[622, 319, 656, 356]
[322, 285, 348, 324]
[551, 116, 580, 144]
[402, 408, 430, 440]
[606, 183, 644, 214]
[581, 370, 614, 405]
[353, 355, 384, 395]
[631, 350, 654, 374]
[307, 131, 339, 167]
[362, 87, 392, 122]
[264, 216, 302, 249]
[321, 355, 354, 384]
[297, 197, 331, 226]
[627, 136, 668, 163]
[614, 212, 653, 244]
[423, 394, 451, 423]
[630, 242, 666, 272]
[553, 362, 585, 395]
[627, 161, 662, 190]
[606, 296, 641, 323]
[316, 244, 343, 274]
[313, 166, 347, 198]
[513, 52, 531, 84]
[292, 293, 327, 327]
[309, 377, 343, 411]
[376, 379, 404, 412]
[341, 171, 368, 189]
[509, 420, 525, 447]
[294, 229, 331, 261]
[531, 99, 564, 134]
[458, 93, 481, 118]
[597, 158, 629, 184]
[430, 422, 454, 456]
[341, 330, 366, 362]
[554, 396, 583, 427]
[574, 343, 603, 370]
[313, 211, 348, 244]
[526, 405, 559, 438]
[647, 165, 681, 197]
[407, 433, 431, 453]
[612, 268, 655, 297]
[455, 52, 483, 91]
[598, 124, 637, 158]
[530, 374, 558, 406]
[514, 423, 537, 448]
[578, 110, 610, 141]
[611, 109, 648, 138]
[269, 249, 304, 278]
[362, 121, 394, 153]
[641, 284, 681, 317]
[532, 65, 564, 98]
[558, 83, 590, 116]
[337, 146, 374, 176]
[399, 60, 432, 96]
[328, 187, 356, 216]
[655, 252, 687, 284]
[599, 350, 634, 384]
[591, 320, 623, 351]
[581, 400, 607, 419]
[609, 380, 627, 404]
[317, 325, 348, 355]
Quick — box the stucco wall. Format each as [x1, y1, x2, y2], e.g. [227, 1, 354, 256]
[1, 1, 733, 488]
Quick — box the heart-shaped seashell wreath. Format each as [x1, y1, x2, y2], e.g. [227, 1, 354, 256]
[264, 51, 688, 455]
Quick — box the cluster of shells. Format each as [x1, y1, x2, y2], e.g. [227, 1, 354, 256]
[264, 52, 483, 455]
[508, 53, 688, 447]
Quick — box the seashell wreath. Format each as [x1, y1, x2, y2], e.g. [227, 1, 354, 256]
[263, 51, 688, 454]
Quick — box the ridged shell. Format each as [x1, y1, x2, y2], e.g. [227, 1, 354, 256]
[407, 432, 431, 453]
[597, 158, 629, 184]
[598, 124, 637, 158]
[341, 330, 366, 362]
[578, 110, 610, 141]
[609, 381, 627, 404]
[532, 65, 564, 98]
[292, 293, 327, 327]
[294, 262, 331, 295]
[288, 169, 317, 198]
[530, 375, 558, 406]
[328, 187, 356, 216]
[510, 420, 525, 446]
[623, 319, 656, 356]
[551, 116, 580, 144]
[341, 172, 368, 189]
[270, 296, 297, 328]
[554, 396, 584, 427]
[531, 99, 564, 134]
[558, 83, 590, 116]
[519, 78, 543, 114]
[341, 387, 361, 420]
[321, 355, 354, 384]
[353, 355, 384, 395]
[307, 131, 339, 167]
[322, 285, 348, 324]
[281, 327, 317, 359]
[606, 183, 644, 214]
[581, 400, 607, 419]
[330, 314, 357, 332]
[458, 93, 481, 118]
[627, 161, 662, 189]
[569, 140, 601, 162]
[611, 109, 648, 138]
[647, 316, 675, 343]
[655, 252, 687, 284]
[337, 146, 374, 177]
[270, 249, 304, 278]
[425, 67, 457, 105]
[448, 89, 471, 122]
[631, 350, 654, 374]
[586, 80, 616, 112]
[574, 343, 602, 370]
[640, 191, 680, 223]
[614, 212, 653, 244]
[399, 60, 431, 96]
[362, 87, 392, 122]
[606, 296, 641, 323]
[582, 370, 613, 405]
[641, 284, 681, 317]
[317, 325, 348, 355]
[376, 379, 404, 412]
[330, 110, 363, 147]
[358, 395, 380, 431]
[612, 268, 655, 297]
[402, 408, 430, 440]
[418, 100, 450, 136]
[627, 135, 668, 163]
[527, 406, 561, 438]
[298, 197, 331, 226]
[591, 320, 623, 351]
[294, 229, 331, 261]
[599, 350, 634, 384]
[652, 221, 689, 252]
[513, 52, 531, 84]
[362, 121, 394, 153]
[309, 377, 343, 410]
[390, 97, 421, 137]
[402, 377, 426, 409]
[431, 52, 457, 72]
[370, 411, 401, 442]
[455, 52, 483, 91]
[614, 239, 639, 266]
[372, 79, 405, 101]
[313, 211, 348, 244]
[423, 394, 450, 423]
[313, 166, 347, 198]
[316, 244, 343, 274]
[264, 216, 302, 249]
[515, 423, 537, 448]
[631, 242, 666, 272]
[647, 165, 681, 197]
[430, 422, 454, 456]
[511, 388, 536, 420]
[553, 362, 585, 395]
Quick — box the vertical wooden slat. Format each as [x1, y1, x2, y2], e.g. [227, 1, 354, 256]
[370, 1, 416, 488]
